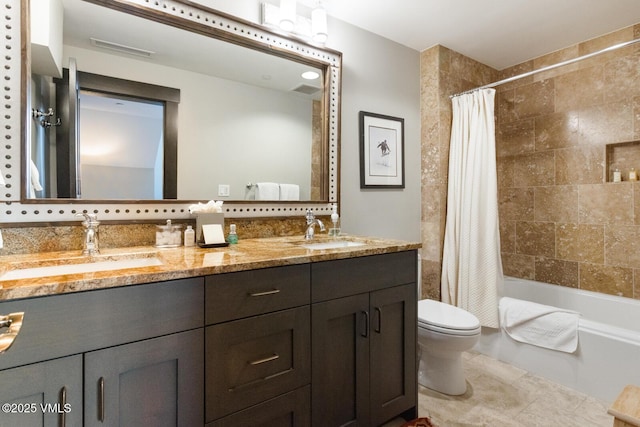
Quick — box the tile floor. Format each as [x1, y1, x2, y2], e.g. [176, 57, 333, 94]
[390, 351, 615, 427]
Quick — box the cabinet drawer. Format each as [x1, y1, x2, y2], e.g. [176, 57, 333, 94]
[311, 251, 417, 302]
[206, 385, 310, 427]
[205, 306, 310, 422]
[0, 277, 204, 371]
[205, 264, 310, 324]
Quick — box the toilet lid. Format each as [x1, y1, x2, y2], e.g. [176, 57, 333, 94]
[418, 299, 480, 332]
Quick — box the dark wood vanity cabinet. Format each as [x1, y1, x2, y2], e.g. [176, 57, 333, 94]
[311, 252, 418, 426]
[0, 278, 204, 427]
[0, 250, 417, 427]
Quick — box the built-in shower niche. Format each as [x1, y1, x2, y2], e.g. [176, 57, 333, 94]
[606, 140, 640, 182]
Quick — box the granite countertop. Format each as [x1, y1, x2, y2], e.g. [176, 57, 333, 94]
[0, 235, 421, 301]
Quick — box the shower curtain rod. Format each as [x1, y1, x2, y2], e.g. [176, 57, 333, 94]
[449, 37, 640, 98]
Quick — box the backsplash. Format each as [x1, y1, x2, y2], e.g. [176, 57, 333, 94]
[0, 217, 325, 255]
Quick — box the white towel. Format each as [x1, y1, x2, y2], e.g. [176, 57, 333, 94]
[255, 182, 280, 200]
[0, 167, 5, 186]
[499, 297, 580, 353]
[30, 159, 43, 198]
[279, 183, 299, 201]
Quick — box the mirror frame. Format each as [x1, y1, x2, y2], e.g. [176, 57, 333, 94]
[6, 0, 341, 223]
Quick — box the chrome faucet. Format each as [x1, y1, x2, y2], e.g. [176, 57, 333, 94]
[304, 209, 325, 240]
[76, 213, 100, 255]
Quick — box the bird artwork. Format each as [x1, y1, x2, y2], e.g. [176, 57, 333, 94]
[377, 139, 391, 156]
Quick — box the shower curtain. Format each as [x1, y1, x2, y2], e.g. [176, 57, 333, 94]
[441, 88, 502, 328]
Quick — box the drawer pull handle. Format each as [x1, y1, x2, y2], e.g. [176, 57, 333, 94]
[249, 289, 281, 297]
[249, 353, 280, 365]
[59, 386, 67, 427]
[98, 377, 105, 422]
[0, 312, 24, 354]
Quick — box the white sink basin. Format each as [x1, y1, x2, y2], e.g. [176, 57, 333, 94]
[0, 257, 163, 281]
[300, 241, 366, 250]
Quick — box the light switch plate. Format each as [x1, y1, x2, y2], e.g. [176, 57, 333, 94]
[218, 184, 230, 197]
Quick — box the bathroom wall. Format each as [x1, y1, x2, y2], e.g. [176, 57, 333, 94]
[419, 46, 497, 299]
[497, 24, 640, 299]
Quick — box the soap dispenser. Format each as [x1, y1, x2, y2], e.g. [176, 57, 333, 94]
[329, 203, 341, 237]
[227, 224, 238, 244]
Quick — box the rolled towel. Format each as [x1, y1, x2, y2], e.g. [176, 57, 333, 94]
[499, 297, 580, 353]
[279, 183, 299, 201]
[255, 182, 280, 200]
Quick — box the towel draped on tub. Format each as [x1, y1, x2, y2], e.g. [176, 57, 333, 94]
[499, 297, 580, 353]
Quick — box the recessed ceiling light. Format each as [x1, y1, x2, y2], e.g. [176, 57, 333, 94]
[301, 71, 320, 80]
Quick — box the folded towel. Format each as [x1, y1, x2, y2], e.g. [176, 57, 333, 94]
[499, 297, 580, 353]
[255, 182, 280, 200]
[279, 183, 300, 201]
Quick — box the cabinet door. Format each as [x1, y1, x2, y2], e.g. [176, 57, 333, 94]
[84, 329, 203, 427]
[311, 294, 370, 427]
[0, 355, 83, 427]
[370, 284, 417, 425]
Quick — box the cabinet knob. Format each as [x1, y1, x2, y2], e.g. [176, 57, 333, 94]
[0, 312, 24, 354]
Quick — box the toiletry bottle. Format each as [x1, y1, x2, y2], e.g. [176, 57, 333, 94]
[613, 168, 622, 182]
[184, 225, 195, 247]
[630, 168, 638, 182]
[329, 203, 341, 237]
[227, 224, 238, 244]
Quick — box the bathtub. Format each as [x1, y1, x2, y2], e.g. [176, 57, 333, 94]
[474, 276, 640, 402]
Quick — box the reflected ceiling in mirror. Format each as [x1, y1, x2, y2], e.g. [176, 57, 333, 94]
[26, 0, 334, 203]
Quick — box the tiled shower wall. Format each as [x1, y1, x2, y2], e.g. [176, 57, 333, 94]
[497, 24, 640, 299]
[421, 23, 640, 300]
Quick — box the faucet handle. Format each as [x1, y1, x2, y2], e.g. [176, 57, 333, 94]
[76, 212, 99, 226]
[305, 209, 315, 220]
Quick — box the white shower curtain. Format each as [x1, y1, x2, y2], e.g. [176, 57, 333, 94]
[441, 89, 503, 328]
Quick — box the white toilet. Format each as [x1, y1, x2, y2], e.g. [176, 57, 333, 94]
[417, 299, 481, 395]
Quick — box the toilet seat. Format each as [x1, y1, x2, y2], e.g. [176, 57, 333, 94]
[418, 299, 481, 336]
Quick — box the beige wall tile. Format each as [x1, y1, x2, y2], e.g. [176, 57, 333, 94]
[554, 66, 605, 112]
[578, 183, 634, 224]
[556, 223, 604, 264]
[513, 151, 555, 187]
[499, 187, 534, 221]
[500, 220, 516, 254]
[579, 101, 633, 146]
[497, 119, 535, 157]
[534, 186, 578, 222]
[501, 252, 535, 279]
[534, 111, 579, 151]
[605, 225, 640, 268]
[514, 79, 555, 119]
[555, 146, 604, 185]
[580, 263, 634, 297]
[516, 221, 555, 258]
[534, 257, 579, 288]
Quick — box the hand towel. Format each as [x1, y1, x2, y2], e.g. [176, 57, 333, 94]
[499, 297, 580, 353]
[255, 182, 280, 200]
[279, 183, 300, 201]
[30, 159, 43, 198]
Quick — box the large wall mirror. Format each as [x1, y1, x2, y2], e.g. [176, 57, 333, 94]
[6, 0, 341, 223]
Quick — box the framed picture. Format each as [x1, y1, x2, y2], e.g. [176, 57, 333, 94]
[359, 111, 405, 188]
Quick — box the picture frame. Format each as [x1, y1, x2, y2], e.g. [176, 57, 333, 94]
[359, 111, 405, 188]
